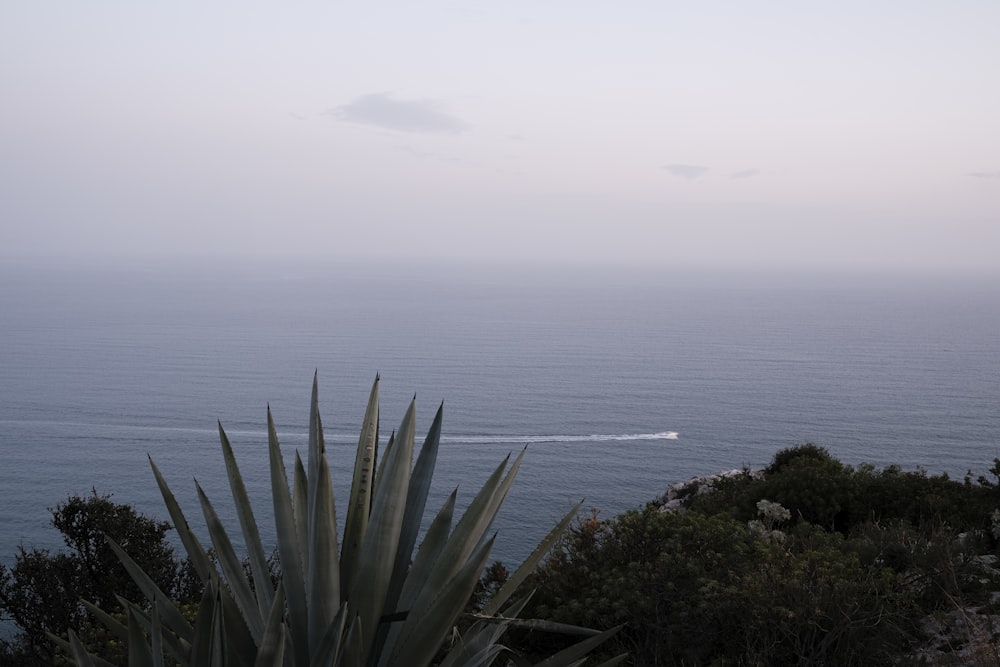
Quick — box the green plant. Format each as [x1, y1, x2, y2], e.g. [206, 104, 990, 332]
[525, 504, 919, 666]
[766, 443, 838, 474]
[0, 491, 187, 665]
[61, 374, 623, 666]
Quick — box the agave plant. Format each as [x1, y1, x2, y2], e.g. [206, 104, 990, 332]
[59, 374, 625, 666]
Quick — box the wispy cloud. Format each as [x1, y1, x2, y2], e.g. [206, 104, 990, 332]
[330, 93, 467, 134]
[730, 169, 760, 180]
[968, 170, 1000, 179]
[395, 145, 431, 159]
[664, 164, 709, 179]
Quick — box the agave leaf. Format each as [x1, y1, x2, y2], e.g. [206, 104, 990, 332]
[404, 488, 457, 595]
[81, 599, 128, 641]
[395, 489, 458, 610]
[342, 375, 379, 586]
[451, 449, 525, 559]
[190, 582, 223, 667]
[66, 630, 98, 667]
[482, 500, 583, 616]
[370, 429, 379, 507]
[439, 630, 509, 667]
[218, 421, 274, 616]
[436, 581, 533, 667]
[311, 601, 349, 666]
[107, 596, 192, 666]
[195, 480, 265, 641]
[338, 616, 364, 667]
[385, 403, 443, 605]
[221, 581, 262, 666]
[268, 409, 309, 666]
[372, 403, 444, 657]
[306, 372, 323, 529]
[52, 633, 120, 667]
[413, 450, 521, 613]
[386, 534, 496, 667]
[374, 430, 395, 492]
[150, 599, 164, 667]
[381, 488, 457, 658]
[148, 456, 214, 583]
[104, 537, 195, 643]
[293, 451, 309, 575]
[185, 580, 258, 666]
[393, 451, 525, 664]
[348, 399, 416, 659]
[254, 580, 287, 667]
[457, 644, 509, 667]
[127, 605, 154, 667]
[308, 450, 340, 658]
[532, 625, 623, 667]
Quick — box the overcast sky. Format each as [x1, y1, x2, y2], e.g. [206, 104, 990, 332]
[2, 1, 998, 273]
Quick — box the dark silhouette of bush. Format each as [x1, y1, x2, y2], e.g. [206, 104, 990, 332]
[767, 442, 838, 474]
[757, 452, 858, 531]
[0, 491, 195, 665]
[522, 446, 1000, 665]
[523, 504, 916, 666]
[692, 446, 996, 537]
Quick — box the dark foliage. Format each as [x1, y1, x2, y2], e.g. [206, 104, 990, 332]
[520, 446, 1000, 666]
[522, 505, 917, 666]
[0, 491, 199, 665]
[767, 442, 839, 474]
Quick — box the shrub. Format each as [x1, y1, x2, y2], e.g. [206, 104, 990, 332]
[526, 503, 918, 666]
[767, 443, 838, 474]
[0, 491, 190, 665]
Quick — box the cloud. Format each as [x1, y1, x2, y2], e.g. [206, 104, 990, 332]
[330, 93, 467, 134]
[664, 164, 709, 179]
[394, 145, 431, 159]
[730, 169, 760, 180]
[968, 171, 1000, 179]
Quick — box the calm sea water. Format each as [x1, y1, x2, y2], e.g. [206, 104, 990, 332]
[1, 261, 999, 571]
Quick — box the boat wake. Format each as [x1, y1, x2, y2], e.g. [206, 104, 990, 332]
[443, 431, 679, 444]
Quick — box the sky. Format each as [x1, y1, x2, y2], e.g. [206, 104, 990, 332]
[1, 1, 998, 273]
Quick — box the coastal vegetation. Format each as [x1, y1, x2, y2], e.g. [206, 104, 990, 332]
[0, 491, 198, 664]
[5, 417, 1000, 664]
[514, 445, 1000, 665]
[2, 375, 622, 666]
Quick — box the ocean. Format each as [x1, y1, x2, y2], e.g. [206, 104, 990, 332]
[1, 261, 999, 571]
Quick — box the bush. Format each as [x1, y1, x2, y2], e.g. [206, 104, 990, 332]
[756, 452, 857, 531]
[767, 443, 838, 474]
[523, 504, 916, 666]
[0, 491, 192, 665]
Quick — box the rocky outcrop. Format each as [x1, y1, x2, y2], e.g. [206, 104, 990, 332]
[654, 468, 763, 511]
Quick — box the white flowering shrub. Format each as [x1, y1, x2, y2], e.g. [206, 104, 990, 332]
[748, 499, 791, 543]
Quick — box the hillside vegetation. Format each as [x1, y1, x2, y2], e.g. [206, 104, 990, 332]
[515, 445, 1000, 666]
[6, 444, 1000, 665]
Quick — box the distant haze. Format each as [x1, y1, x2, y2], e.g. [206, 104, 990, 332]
[1, 2, 998, 274]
